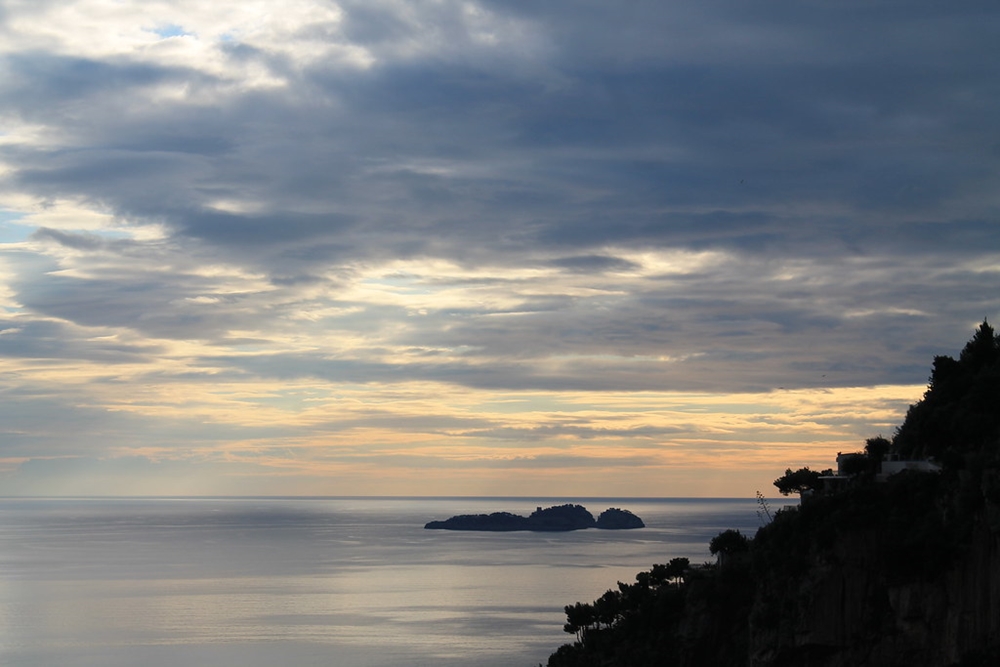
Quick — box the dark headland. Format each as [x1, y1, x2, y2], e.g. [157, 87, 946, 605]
[424, 504, 644, 531]
[544, 321, 1000, 667]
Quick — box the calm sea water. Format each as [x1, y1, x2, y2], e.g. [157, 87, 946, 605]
[0, 497, 765, 667]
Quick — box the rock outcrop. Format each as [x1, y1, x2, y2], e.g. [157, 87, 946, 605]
[596, 508, 645, 529]
[424, 511, 530, 531]
[425, 504, 644, 532]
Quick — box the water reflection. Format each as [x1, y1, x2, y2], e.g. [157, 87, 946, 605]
[0, 497, 761, 666]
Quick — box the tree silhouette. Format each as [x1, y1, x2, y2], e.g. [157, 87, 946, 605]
[839, 453, 869, 477]
[563, 602, 596, 642]
[865, 436, 890, 464]
[893, 320, 1000, 462]
[773, 467, 823, 495]
[709, 529, 750, 556]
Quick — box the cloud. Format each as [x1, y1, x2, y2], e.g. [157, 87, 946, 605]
[0, 1, 998, 495]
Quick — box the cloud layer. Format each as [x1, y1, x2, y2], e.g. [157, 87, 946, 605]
[1, 1, 998, 495]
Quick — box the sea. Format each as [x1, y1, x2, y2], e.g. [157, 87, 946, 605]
[0, 497, 767, 667]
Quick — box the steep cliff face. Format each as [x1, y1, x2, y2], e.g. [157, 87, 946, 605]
[547, 501, 1000, 667]
[750, 517, 1000, 667]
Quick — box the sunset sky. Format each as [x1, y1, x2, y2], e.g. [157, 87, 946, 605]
[1, 1, 998, 497]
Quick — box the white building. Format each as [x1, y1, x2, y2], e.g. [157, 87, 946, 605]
[877, 458, 941, 481]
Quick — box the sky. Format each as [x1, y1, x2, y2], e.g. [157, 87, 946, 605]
[0, 1, 998, 498]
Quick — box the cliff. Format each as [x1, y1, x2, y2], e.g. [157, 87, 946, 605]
[747, 474, 1000, 667]
[750, 521, 1000, 666]
[546, 322, 1000, 667]
[548, 480, 1000, 667]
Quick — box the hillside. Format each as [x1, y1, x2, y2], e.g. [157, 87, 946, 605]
[545, 321, 1000, 667]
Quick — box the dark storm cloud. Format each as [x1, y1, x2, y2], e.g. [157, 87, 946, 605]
[31, 227, 106, 251]
[176, 210, 357, 254]
[0, 317, 162, 362]
[5, 3, 999, 263]
[2, 52, 189, 109]
[1, 0, 999, 394]
[12, 262, 256, 340]
[549, 255, 641, 274]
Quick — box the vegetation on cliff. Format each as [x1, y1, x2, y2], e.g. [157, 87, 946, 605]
[545, 321, 1000, 667]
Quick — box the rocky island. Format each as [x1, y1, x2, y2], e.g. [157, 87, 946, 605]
[424, 504, 644, 531]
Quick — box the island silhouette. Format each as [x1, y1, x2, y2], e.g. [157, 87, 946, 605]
[424, 504, 645, 531]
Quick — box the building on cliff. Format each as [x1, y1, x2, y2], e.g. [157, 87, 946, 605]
[806, 452, 942, 500]
[877, 456, 942, 481]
